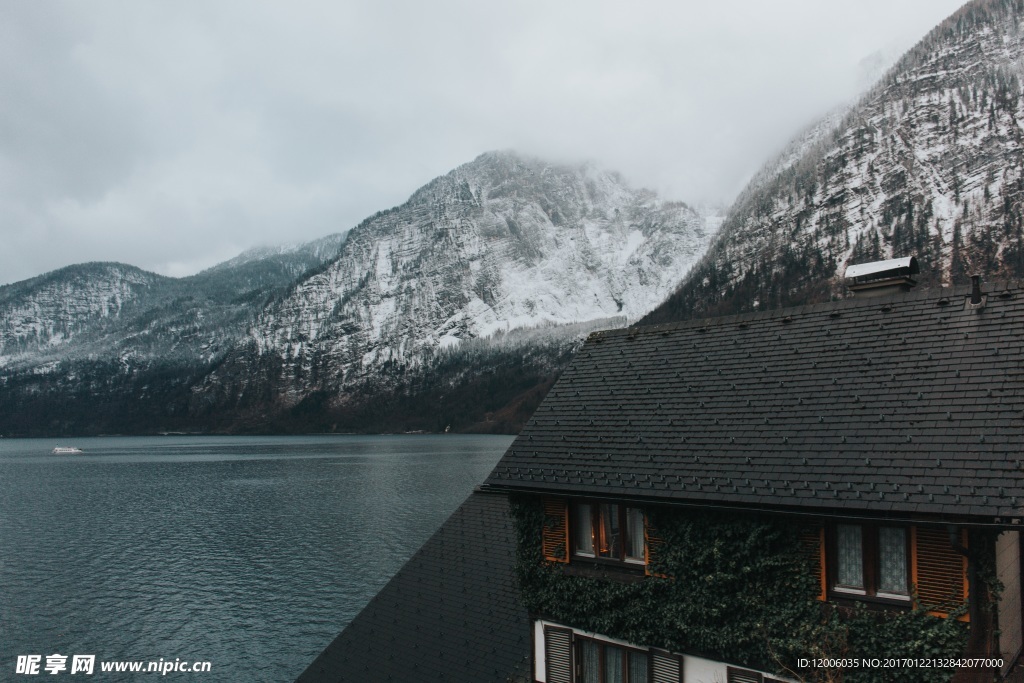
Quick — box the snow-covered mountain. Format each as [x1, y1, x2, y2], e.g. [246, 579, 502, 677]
[232, 151, 711, 396]
[644, 0, 1024, 324]
[0, 151, 714, 435]
[0, 263, 172, 364]
[0, 233, 346, 371]
[198, 233, 346, 285]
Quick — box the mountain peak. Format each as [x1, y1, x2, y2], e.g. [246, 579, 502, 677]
[242, 151, 714, 401]
[643, 0, 1024, 325]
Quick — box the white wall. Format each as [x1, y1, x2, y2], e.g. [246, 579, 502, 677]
[682, 654, 729, 683]
[532, 619, 786, 683]
[534, 620, 547, 683]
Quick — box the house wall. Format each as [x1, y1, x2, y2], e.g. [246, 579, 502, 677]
[517, 497, 978, 683]
[997, 530, 1022, 675]
[532, 619, 787, 683]
[681, 655, 730, 683]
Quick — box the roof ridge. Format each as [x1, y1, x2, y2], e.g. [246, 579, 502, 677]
[595, 280, 1024, 340]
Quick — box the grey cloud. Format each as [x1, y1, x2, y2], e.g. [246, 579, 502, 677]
[0, 0, 967, 285]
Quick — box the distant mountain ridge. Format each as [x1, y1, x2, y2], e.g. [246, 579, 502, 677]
[0, 263, 173, 364]
[0, 234, 346, 371]
[644, 0, 1024, 325]
[0, 151, 714, 436]
[7, 0, 1019, 435]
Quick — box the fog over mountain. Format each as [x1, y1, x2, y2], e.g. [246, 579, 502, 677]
[0, 0, 965, 285]
[644, 0, 1024, 325]
[8, 0, 1015, 438]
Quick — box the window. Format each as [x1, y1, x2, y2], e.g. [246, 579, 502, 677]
[577, 636, 649, 683]
[829, 523, 909, 601]
[537, 620, 697, 683]
[572, 502, 646, 565]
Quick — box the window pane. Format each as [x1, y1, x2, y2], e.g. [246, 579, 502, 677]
[574, 504, 594, 555]
[598, 504, 621, 559]
[580, 640, 600, 683]
[605, 645, 624, 683]
[836, 524, 864, 588]
[628, 651, 649, 683]
[878, 527, 908, 594]
[626, 508, 645, 561]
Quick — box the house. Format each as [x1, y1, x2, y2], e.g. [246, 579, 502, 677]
[297, 264, 1024, 683]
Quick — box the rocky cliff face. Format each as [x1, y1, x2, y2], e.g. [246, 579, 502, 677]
[0, 263, 171, 366]
[0, 235, 345, 372]
[643, 0, 1024, 325]
[227, 151, 711, 401]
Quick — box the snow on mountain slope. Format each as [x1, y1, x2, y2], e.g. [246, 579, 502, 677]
[199, 233, 346, 279]
[246, 151, 714, 391]
[1, 151, 716, 434]
[644, 0, 1024, 325]
[0, 233, 349, 370]
[0, 263, 171, 364]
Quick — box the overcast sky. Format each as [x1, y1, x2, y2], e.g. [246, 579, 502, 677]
[1, 0, 968, 285]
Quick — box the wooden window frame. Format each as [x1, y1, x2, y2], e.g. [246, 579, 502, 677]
[826, 522, 912, 605]
[570, 500, 647, 568]
[574, 633, 650, 683]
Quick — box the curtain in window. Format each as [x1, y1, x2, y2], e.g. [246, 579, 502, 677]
[580, 640, 600, 683]
[628, 651, 649, 683]
[878, 527, 908, 594]
[598, 504, 621, 558]
[626, 508, 645, 561]
[574, 504, 594, 555]
[604, 645, 624, 683]
[836, 524, 863, 588]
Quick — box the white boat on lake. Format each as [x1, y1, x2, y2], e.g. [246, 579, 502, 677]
[52, 446, 84, 454]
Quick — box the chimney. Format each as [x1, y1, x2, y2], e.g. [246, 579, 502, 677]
[844, 256, 919, 297]
[967, 274, 986, 310]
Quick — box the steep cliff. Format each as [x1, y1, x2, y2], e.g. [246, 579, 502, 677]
[644, 0, 1024, 325]
[227, 151, 710, 402]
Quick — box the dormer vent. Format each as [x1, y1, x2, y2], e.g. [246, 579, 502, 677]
[844, 256, 919, 297]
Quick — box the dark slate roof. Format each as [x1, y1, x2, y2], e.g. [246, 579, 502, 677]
[483, 281, 1024, 524]
[294, 491, 531, 683]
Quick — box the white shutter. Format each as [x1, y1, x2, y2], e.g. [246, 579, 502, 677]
[727, 667, 763, 683]
[651, 649, 683, 683]
[544, 627, 573, 683]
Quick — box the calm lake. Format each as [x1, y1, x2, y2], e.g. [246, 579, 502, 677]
[0, 434, 513, 681]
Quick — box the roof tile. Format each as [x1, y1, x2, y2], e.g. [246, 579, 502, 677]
[483, 284, 1024, 523]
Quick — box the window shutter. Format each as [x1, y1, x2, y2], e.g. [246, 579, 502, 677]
[912, 526, 969, 621]
[726, 666, 763, 683]
[542, 497, 569, 563]
[798, 524, 826, 601]
[544, 626, 573, 683]
[650, 649, 683, 683]
[645, 517, 667, 578]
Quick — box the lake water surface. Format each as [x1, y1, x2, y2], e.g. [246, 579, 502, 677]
[0, 434, 512, 681]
